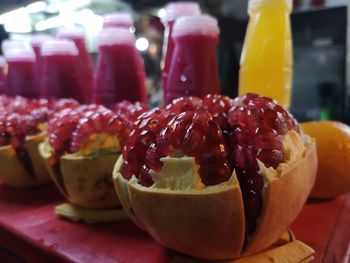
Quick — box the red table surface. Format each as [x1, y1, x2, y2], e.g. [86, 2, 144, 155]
[0, 184, 349, 263]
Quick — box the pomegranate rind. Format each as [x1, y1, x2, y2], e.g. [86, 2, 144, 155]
[113, 157, 245, 260]
[244, 139, 317, 255]
[113, 140, 317, 260]
[39, 141, 120, 209]
[113, 156, 148, 230]
[0, 132, 50, 188]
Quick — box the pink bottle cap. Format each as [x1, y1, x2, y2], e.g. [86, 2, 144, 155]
[30, 34, 54, 48]
[173, 15, 220, 37]
[57, 27, 85, 41]
[97, 28, 136, 47]
[41, 40, 78, 56]
[0, 56, 6, 67]
[163, 2, 201, 23]
[103, 13, 134, 29]
[4, 49, 36, 62]
[2, 40, 31, 53]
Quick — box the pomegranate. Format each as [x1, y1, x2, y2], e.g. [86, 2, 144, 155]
[165, 96, 204, 113]
[0, 96, 80, 187]
[118, 93, 304, 246]
[112, 100, 149, 122]
[42, 103, 128, 209]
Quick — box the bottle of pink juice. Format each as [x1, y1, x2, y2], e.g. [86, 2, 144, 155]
[0, 56, 6, 95]
[164, 15, 221, 104]
[4, 48, 37, 98]
[161, 2, 201, 103]
[57, 28, 93, 103]
[31, 34, 54, 97]
[93, 28, 147, 107]
[41, 40, 85, 101]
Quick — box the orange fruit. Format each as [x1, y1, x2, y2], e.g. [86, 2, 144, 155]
[300, 121, 350, 198]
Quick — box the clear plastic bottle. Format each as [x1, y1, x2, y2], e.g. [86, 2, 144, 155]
[239, 0, 293, 108]
[164, 15, 220, 104]
[161, 2, 201, 103]
[41, 40, 86, 101]
[57, 27, 94, 103]
[93, 28, 147, 107]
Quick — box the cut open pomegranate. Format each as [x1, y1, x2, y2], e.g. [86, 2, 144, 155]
[121, 93, 300, 240]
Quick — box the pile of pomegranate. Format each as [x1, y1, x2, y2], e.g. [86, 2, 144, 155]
[121, 93, 300, 238]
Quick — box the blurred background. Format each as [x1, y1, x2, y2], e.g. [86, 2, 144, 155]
[0, 0, 348, 123]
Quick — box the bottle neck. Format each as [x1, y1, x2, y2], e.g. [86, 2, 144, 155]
[249, 0, 291, 15]
[174, 34, 218, 45]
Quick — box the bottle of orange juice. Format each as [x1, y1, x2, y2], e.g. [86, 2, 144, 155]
[239, 0, 293, 109]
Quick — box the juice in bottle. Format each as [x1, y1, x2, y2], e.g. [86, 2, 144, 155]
[161, 2, 201, 102]
[4, 48, 37, 98]
[164, 15, 220, 104]
[41, 40, 85, 101]
[0, 56, 7, 94]
[239, 0, 293, 108]
[103, 13, 134, 30]
[93, 28, 147, 107]
[57, 27, 93, 103]
[31, 34, 54, 97]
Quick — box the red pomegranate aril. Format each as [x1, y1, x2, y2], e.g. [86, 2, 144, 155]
[255, 148, 283, 169]
[122, 108, 172, 181]
[113, 101, 149, 122]
[203, 94, 233, 130]
[182, 124, 204, 154]
[199, 162, 231, 186]
[166, 96, 203, 113]
[145, 143, 164, 173]
[122, 106, 231, 187]
[138, 165, 154, 187]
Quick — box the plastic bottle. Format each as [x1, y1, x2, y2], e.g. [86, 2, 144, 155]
[103, 13, 134, 30]
[161, 2, 201, 103]
[239, 0, 293, 108]
[4, 47, 37, 98]
[30, 34, 54, 58]
[0, 56, 7, 95]
[41, 40, 85, 101]
[31, 34, 54, 97]
[164, 15, 220, 104]
[57, 27, 94, 103]
[93, 28, 147, 107]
